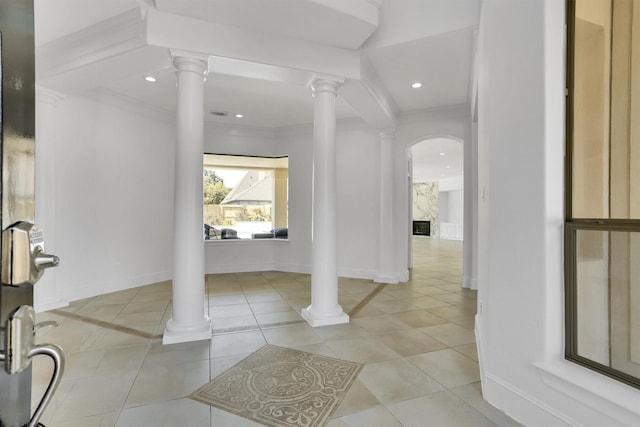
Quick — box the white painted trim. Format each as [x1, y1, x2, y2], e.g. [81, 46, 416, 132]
[483, 372, 574, 427]
[34, 299, 69, 313]
[205, 263, 275, 275]
[301, 308, 349, 327]
[37, 8, 145, 78]
[535, 360, 640, 426]
[65, 271, 172, 303]
[373, 273, 400, 284]
[272, 263, 312, 275]
[337, 267, 376, 281]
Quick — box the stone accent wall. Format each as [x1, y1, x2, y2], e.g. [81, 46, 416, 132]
[413, 182, 439, 237]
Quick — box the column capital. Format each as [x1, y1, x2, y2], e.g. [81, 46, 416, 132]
[308, 74, 345, 95]
[170, 49, 209, 78]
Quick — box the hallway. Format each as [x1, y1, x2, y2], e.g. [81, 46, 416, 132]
[32, 238, 519, 426]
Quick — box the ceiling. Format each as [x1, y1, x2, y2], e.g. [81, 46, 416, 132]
[34, 0, 476, 183]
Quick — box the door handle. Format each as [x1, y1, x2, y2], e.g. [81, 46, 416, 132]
[0, 305, 65, 427]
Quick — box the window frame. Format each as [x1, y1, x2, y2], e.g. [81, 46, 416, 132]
[564, 0, 640, 390]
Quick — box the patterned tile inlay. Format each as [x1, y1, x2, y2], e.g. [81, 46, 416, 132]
[190, 345, 363, 427]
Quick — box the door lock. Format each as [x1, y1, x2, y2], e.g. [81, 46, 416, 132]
[1, 221, 60, 286]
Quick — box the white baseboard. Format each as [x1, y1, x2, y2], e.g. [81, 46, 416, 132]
[66, 270, 172, 302]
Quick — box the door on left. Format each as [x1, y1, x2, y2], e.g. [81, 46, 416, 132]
[0, 1, 63, 426]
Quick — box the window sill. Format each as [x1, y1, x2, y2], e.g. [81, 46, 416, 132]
[534, 359, 640, 423]
[204, 238, 289, 244]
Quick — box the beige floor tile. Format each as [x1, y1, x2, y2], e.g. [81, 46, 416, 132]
[244, 290, 283, 303]
[289, 342, 340, 358]
[209, 293, 247, 306]
[337, 406, 403, 427]
[116, 398, 210, 427]
[210, 353, 249, 378]
[209, 303, 253, 318]
[124, 359, 209, 407]
[75, 303, 126, 321]
[129, 290, 172, 303]
[94, 344, 150, 375]
[121, 300, 169, 314]
[53, 373, 137, 420]
[451, 383, 524, 427]
[454, 343, 479, 361]
[212, 314, 258, 330]
[332, 379, 380, 418]
[420, 323, 476, 347]
[33, 348, 102, 383]
[358, 358, 443, 404]
[284, 297, 311, 310]
[325, 336, 400, 364]
[262, 323, 323, 347]
[254, 309, 302, 325]
[112, 311, 165, 326]
[85, 328, 150, 350]
[349, 304, 387, 318]
[375, 329, 447, 356]
[427, 305, 476, 322]
[249, 299, 292, 314]
[390, 309, 448, 328]
[45, 411, 119, 427]
[327, 419, 350, 427]
[352, 314, 412, 333]
[408, 295, 451, 309]
[408, 349, 480, 388]
[145, 340, 211, 365]
[387, 390, 499, 427]
[312, 322, 370, 340]
[371, 299, 420, 314]
[210, 407, 265, 426]
[210, 330, 266, 358]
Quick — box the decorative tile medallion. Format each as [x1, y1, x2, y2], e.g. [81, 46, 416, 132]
[190, 345, 363, 427]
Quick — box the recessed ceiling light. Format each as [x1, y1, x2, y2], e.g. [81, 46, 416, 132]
[439, 152, 445, 156]
[235, 113, 243, 118]
[411, 82, 423, 89]
[446, 165, 451, 168]
[144, 76, 156, 83]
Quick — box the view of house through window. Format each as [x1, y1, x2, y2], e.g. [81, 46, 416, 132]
[565, 0, 640, 389]
[203, 154, 288, 240]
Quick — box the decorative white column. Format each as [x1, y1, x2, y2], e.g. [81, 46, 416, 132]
[302, 77, 349, 327]
[163, 52, 212, 344]
[375, 130, 398, 284]
[34, 88, 67, 312]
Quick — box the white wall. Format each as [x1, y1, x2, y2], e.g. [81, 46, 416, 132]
[394, 108, 471, 277]
[477, 0, 640, 426]
[35, 92, 176, 308]
[447, 189, 463, 224]
[207, 119, 381, 280]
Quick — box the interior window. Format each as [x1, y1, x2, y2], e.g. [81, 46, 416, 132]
[203, 154, 288, 240]
[565, 0, 640, 389]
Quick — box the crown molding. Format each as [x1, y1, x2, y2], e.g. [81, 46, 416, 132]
[37, 8, 146, 81]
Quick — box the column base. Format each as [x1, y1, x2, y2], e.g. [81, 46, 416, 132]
[374, 273, 400, 284]
[301, 306, 349, 327]
[162, 316, 212, 345]
[463, 276, 478, 290]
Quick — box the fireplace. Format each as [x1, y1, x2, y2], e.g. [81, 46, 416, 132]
[412, 220, 431, 236]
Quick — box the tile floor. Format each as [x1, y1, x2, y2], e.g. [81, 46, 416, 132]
[32, 237, 521, 426]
